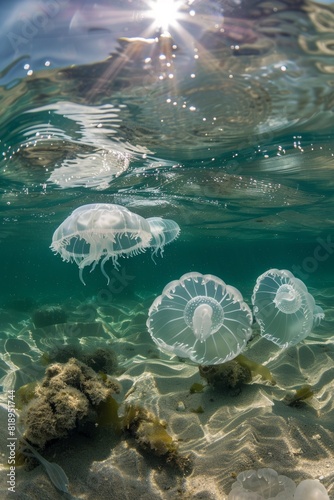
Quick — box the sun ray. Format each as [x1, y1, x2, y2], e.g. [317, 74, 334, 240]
[84, 1, 227, 104]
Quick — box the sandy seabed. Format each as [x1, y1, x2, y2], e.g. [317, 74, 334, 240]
[0, 291, 333, 499]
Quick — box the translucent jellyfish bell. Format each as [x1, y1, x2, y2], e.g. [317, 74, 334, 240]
[228, 468, 296, 500]
[51, 203, 152, 285]
[146, 217, 180, 258]
[252, 269, 324, 348]
[147, 272, 253, 365]
[294, 479, 329, 500]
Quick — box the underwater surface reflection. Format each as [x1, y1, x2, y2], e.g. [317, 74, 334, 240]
[0, 0, 334, 249]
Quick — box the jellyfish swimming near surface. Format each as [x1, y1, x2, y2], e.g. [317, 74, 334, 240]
[146, 217, 180, 258]
[51, 204, 181, 285]
[252, 268, 325, 348]
[147, 272, 253, 365]
[51, 203, 153, 285]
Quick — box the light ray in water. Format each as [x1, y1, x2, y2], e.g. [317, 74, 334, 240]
[83, 1, 225, 100]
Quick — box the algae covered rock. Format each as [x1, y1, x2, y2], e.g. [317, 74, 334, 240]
[21, 358, 120, 448]
[81, 347, 118, 374]
[122, 405, 192, 474]
[123, 405, 177, 456]
[199, 354, 275, 392]
[199, 360, 252, 391]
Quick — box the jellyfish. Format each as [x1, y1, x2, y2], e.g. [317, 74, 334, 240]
[252, 269, 324, 348]
[51, 203, 152, 285]
[146, 217, 180, 258]
[294, 479, 329, 500]
[228, 468, 296, 500]
[147, 272, 253, 365]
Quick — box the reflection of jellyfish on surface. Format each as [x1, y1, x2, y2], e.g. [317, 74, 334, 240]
[146, 217, 180, 258]
[147, 272, 253, 365]
[252, 269, 325, 348]
[51, 204, 179, 285]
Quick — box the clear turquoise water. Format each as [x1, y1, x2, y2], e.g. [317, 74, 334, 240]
[0, 4, 334, 314]
[0, 0, 333, 310]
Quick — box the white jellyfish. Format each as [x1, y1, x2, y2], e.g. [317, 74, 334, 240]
[228, 469, 330, 500]
[294, 479, 329, 500]
[147, 272, 253, 365]
[252, 269, 324, 348]
[51, 204, 181, 285]
[228, 468, 296, 500]
[51, 204, 179, 285]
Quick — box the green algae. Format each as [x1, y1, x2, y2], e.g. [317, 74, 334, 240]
[189, 382, 205, 394]
[235, 354, 276, 385]
[284, 384, 314, 407]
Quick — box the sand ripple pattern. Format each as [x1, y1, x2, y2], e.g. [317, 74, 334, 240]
[0, 292, 333, 498]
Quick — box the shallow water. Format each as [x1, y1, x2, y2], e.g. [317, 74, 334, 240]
[1, 1, 334, 299]
[0, 0, 334, 498]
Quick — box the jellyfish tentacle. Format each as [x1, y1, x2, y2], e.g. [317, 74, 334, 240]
[79, 267, 86, 286]
[100, 254, 111, 285]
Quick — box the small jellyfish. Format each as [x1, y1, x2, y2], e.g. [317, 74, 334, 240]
[252, 269, 324, 348]
[146, 217, 180, 258]
[147, 272, 253, 365]
[294, 479, 329, 500]
[228, 468, 296, 499]
[51, 203, 152, 285]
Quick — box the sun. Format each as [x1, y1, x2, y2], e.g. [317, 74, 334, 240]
[146, 0, 185, 32]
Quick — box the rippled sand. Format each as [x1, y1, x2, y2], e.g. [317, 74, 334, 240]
[0, 292, 333, 499]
